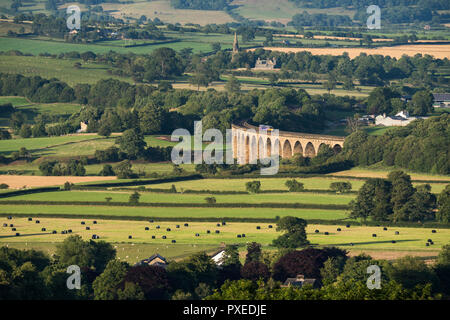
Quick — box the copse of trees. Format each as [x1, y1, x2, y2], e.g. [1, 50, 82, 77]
[350, 171, 438, 222]
[170, 0, 232, 10]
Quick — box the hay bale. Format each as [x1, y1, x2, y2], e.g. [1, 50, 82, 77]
[15, 233, 20, 236]
[61, 231, 66, 234]
[195, 233, 200, 237]
[207, 230, 211, 234]
[176, 225, 180, 228]
[86, 227, 90, 230]
[28, 218, 32, 221]
[184, 223, 189, 227]
[171, 240, 176, 243]
[430, 241, 434, 245]
[222, 222, 226, 226]
[68, 229, 72, 233]
[324, 232, 329, 235]
[81, 222, 85, 225]
[346, 224, 350, 228]
[128, 235, 132, 239]
[268, 225, 273, 229]
[395, 231, 399, 235]
[315, 230, 319, 233]
[162, 236, 167, 239]
[426, 243, 430, 247]
[145, 227, 149, 231]
[9, 224, 13, 227]
[151, 236, 156, 239]
[428, 239, 432, 243]
[242, 234, 246, 238]
[52, 230, 57, 234]
[432, 230, 437, 233]
[41, 228, 46, 231]
[12, 228, 16, 231]
[166, 228, 171, 232]
[372, 234, 377, 237]
[93, 221, 97, 224]
[256, 226, 261, 230]
[215, 230, 220, 234]
[2, 223, 7, 227]
[350, 243, 354, 246]
[92, 235, 97, 239]
[35, 220, 40, 224]
[337, 228, 341, 232]
[237, 235, 241, 238]
[392, 240, 396, 244]
[7, 216, 12, 220]
[217, 223, 221, 227]
[149, 219, 154, 223]
[156, 225, 160, 229]
[383, 227, 388, 231]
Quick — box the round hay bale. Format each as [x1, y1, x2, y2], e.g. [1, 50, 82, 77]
[12, 228, 16, 231]
[222, 222, 226, 226]
[162, 236, 167, 239]
[15, 233, 20, 236]
[268, 225, 273, 229]
[383, 227, 388, 231]
[430, 241, 434, 245]
[156, 225, 160, 229]
[93, 221, 97, 224]
[149, 219, 154, 223]
[68, 229, 72, 233]
[52, 230, 57, 234]
[256, 226, 261, 230]
[35, 220, 40, 224]
[428, 239, 432, 243]
[61, 231, 66, 234]
[171, 240, 176, 243]
[28, 218, 32, 221]
[151, 236, 156, 239]
[145, 227, 149, 231]
[176, 225, 180, 228]
[41, 228, 46, 232]
[315, 230, 319, 233]
[166, 228, 171, 232]
[217, 223, 221, 227]
[432, 230, 437, 233]
[350, 243, 354, 246]
[395, 231, 400, 235]
[207, 230, 211, 234]
[346, 224, 350, 228]
[195, 233, 200, 237]
[2, 223, 7, 227]
[81, 222, 85, 225]
[86, 227, 90, 230]
[372, 234, 377, 237]
[242, 234, 246, 238]
[9, 224, 13, 227]
[237, 235, 241, 238]
[7, 216, 12, 220]
[215, 230, 220, 234]
[392, 240, 396, 244]
[92, 235, 97, 239]
[96, 235, 100, 239]
[324, 232, 329, 235]
[128, 235, 132, 239]
[426, 243, 430, 247]
[184, 223, 189, 227]
[337, 228, 341, 232]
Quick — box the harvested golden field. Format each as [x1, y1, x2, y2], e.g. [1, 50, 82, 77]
[0, 175, 116, 189]
[329, 169, 450, 182]
[274, 34, 394, 42]
[255, 44, 450, 59]
[347, 250, 440, 261]
[101, 0, 235, 25]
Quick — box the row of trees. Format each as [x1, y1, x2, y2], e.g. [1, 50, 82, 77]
[1, 234, 449, 300]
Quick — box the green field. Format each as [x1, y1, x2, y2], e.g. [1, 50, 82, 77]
[0, 190, 355, 205]
[0, 204, 348, 220]
[0, 55, 132, 85]
[1, 218, 448, 264]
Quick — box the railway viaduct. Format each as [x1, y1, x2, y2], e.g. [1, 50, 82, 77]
[232, 123, 346, 164]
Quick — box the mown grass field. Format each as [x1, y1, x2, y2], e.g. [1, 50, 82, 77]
[140, 177, 448, 194]
[0, 55, 132, 85]
[0, 190, 356, 205]
[1, 217, 448, 264]
[0, 204, 348, 220]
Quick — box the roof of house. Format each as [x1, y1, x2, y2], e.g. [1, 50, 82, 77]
[282, 275, 316, 288]
[433, 93, 450, 101]
[135, 253, 167, 266]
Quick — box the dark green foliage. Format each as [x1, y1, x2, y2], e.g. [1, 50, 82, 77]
[245, 181, 261, 193]
[273, 216, 309, 248]
[329, 182, 352, 193]
[99, 164, 115, 176]
[129, 191, 140, 205]
[170, 0, 232, 10]
[38, 160, 85, 176]
[285, 179, 305, 192]
[437, 185, 450, 223]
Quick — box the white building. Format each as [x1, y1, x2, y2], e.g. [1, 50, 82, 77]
[375, 111, 420, 127]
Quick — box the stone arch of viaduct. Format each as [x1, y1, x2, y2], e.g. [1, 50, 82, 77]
[232, 123, 345, 164]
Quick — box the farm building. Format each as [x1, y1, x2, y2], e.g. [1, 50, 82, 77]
[135, 254, 168, 268]
[433, 93, 450, 108]
[281, 275, 317, 288]
[211, 249, 226, 266]
[375, 111, 422, 127]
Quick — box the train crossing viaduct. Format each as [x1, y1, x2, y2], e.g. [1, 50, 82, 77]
[232, 123, 346, 164]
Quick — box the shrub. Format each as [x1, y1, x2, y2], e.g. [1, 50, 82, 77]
[285, 179, 305, 192]
[205, 197, 217, 204]
[330, 182, 352, 193]
[245, 181, 261, 193]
